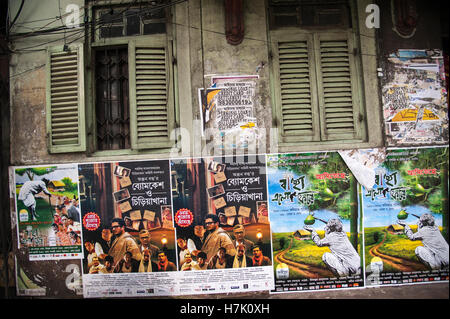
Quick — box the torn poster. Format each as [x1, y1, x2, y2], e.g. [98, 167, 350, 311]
[382, 49, 448, 146]
[338, 148, 387, 190]
[199, 75, 263, 150]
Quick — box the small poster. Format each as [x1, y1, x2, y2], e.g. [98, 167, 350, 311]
[267, 152, 364, 293]
[199, 75, 263, 150]
[382, 49, 448, 146]
[13, 164, 83, 261]
[363, 147, 449, 286]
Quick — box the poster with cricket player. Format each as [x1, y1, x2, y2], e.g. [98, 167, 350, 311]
[267, 152, 364, 293]
[13, 163, 83, 261]
[363, 147, 449, 287]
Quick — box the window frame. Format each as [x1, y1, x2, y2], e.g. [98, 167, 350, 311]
[85, 2, 178, 157]
[267, 1, 369, 150]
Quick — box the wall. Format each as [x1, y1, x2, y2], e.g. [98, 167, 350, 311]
[8, 0, 385, 166]
[9, 0, 85, 165]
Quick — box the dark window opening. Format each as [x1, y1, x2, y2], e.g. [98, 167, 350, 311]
[269, 0, 351, 29]
[95, 47, 130, 151]
[95, 5, 167, 39]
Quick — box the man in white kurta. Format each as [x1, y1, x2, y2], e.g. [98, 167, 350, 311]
[398, 213, 449, 270]
[304, 218, 361, 277]
[18, 179, 52, 221]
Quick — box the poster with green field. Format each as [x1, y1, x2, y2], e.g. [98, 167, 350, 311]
[267, 152, 364, 293]
[363, 147, 449, 286]
[14, 164, 83, 261]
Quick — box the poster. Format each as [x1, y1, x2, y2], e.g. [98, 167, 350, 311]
[363, 147, 449, 286]
[8, 148, 448, 298]
[199, 75, 262, 150]
[338, 148, 387, 190]
[382, 49, 448, 146]
[171, 154, 274, 295]
[267, 152, 364, 293]
[14, 257, 83, 297]
[78, 160, 178, 298]
[13, 164, 83, 261]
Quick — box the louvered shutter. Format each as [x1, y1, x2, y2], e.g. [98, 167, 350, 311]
[129, 40, 175, 150]
[46, 44, 86, 153]
[272, 33, 320, 142]
[315, 32, 361, 141]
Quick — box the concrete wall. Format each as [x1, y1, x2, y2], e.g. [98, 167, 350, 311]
[8, 0, 383, 166]
[9, 0, 85, 165]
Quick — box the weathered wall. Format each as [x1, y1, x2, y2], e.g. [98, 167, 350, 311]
[378, 0, 442, 54]
[199, 0, 272, 155]
[9, 0, 384, 166]
[9, 0, 85, 165]
[377, 0, 448, 147]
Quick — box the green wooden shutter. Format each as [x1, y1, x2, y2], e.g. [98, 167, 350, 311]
[271, 33, 320, 142]
[46, 44, 86, 153]
[315, 32, 361, 141]
[129, 40, 175, 150]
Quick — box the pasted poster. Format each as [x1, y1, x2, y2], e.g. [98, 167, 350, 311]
[14, 257, 83, 298]
[13, 164, 82, 261]
[382, 49, 448, 146]
[199, 75, 262, 150]
[363, 147, 449, 287]
[267, 152, 364, 293]
[78, 160, 178, 298]
[170, 155, 274, 295]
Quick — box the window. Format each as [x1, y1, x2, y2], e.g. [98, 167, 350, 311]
[95, 5, 167, 40]
[46, 2, 176, 154]
[95, 46, 130, 151]
[46, 44, 86, 154]
[269, 0, 351, 29]
[268, 0, 367, 145]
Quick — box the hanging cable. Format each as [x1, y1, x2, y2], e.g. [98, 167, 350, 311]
[8, 0, 25, 33]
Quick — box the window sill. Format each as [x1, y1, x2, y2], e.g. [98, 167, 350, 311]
[88, 147, 181, 162]
[274, 139, 384, 154]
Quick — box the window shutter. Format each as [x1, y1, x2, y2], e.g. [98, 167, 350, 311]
[272, 33, 320, 142]
[314, 32, 361, 141]
[129, 40, 175, 150]
[46, 44, 86, 153]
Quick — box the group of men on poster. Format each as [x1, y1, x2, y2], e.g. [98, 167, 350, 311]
[177, 214, 271, 271]
[84, 212, 272, 274]
[84, 218, 176, 274]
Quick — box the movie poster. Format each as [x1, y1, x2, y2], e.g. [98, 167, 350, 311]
[267, 152, 364, 293]
[171, 155, 274, 295]
[78, 160, 178, 298]
[363, 147, 449, 286]
[13, 164, 82, 261]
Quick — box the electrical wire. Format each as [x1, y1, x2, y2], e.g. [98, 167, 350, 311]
[8, 0, 25, 33]
[9, 0, 378, 75]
